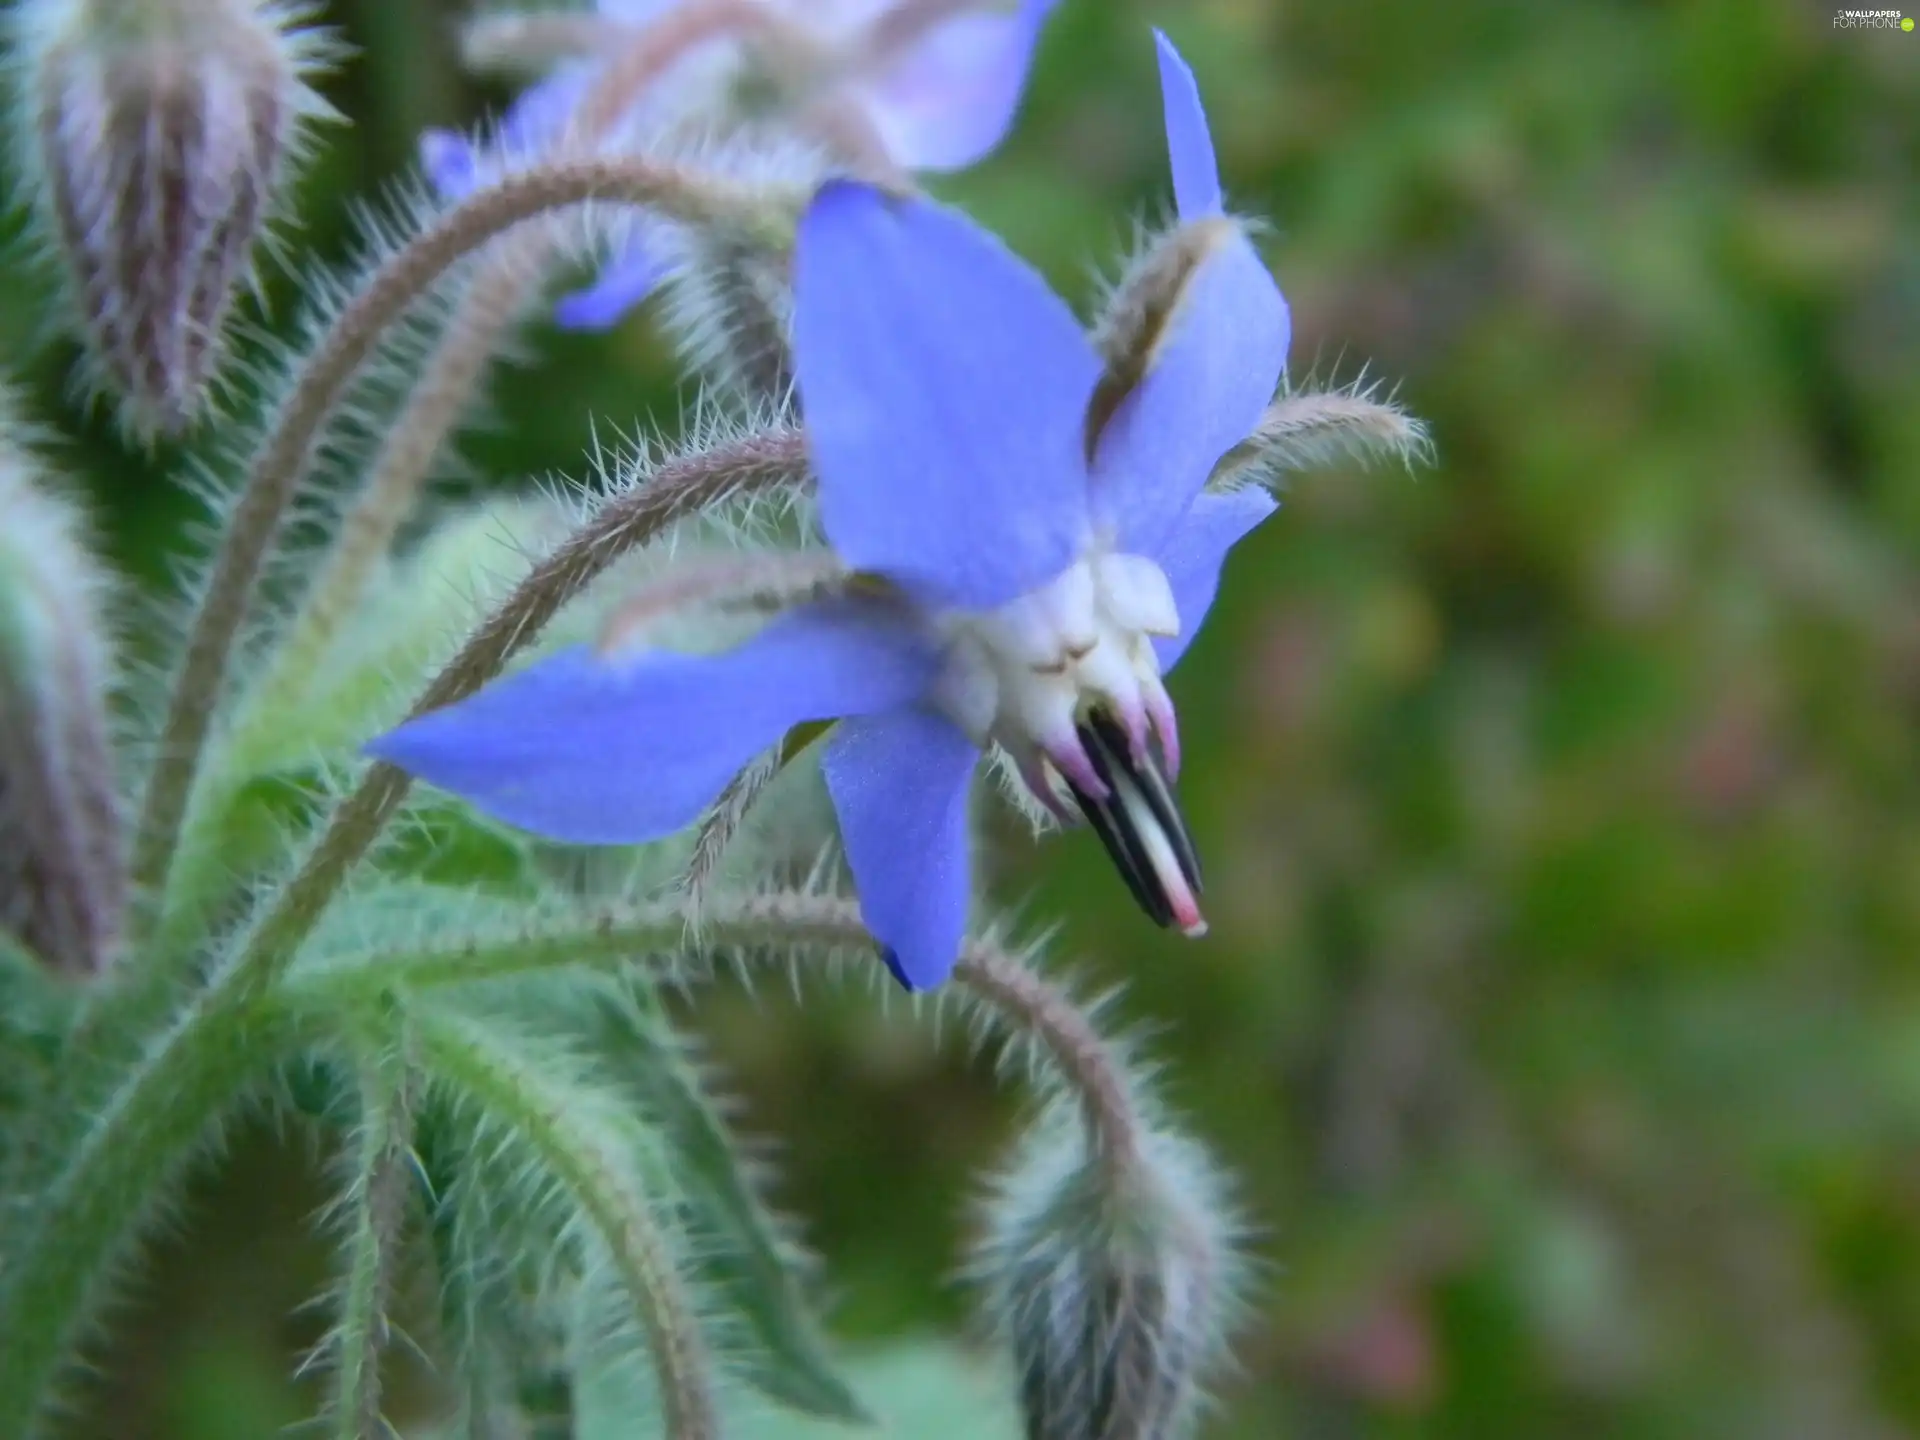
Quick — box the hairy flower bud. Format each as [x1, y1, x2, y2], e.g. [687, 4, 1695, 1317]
[0, 410, 125, 976]
[11, 0, 334, 438]
[970, 1114, 1244, 1440]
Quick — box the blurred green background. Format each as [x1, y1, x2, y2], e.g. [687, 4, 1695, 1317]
[5, 0, 1920, 1434]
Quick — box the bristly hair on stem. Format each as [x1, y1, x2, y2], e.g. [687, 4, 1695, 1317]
[315, 1040, 419, 1440]
[242, 0, 821, 758]
[291, 888, 1150, 1184]
[207, 426, 811, 1004]
[125, 154, 803, 923]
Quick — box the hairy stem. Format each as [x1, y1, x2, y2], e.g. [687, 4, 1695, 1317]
[243, 260, 537, 725]
[414, 1010, 719, 1440]
[296, 890, 1146, 1179]
[216, 430, 807, 1003]
[680, 748, 787, 911]
[0, 998, 304, 1436]
[128, 155, 789, 918]
[325, 1053, 416, 1440]
[246, 0, 803, 731]
[61, 430, 803, 1213]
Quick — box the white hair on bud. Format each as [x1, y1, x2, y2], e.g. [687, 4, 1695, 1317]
[5, 0, 345, 439]
[1213, 367, 1434, 491]
[968, 1107, 1253, 1440]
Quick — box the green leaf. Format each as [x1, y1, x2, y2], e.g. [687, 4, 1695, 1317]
[574, 1342, 1020, 1440]
[737, 1344, 1021, 1439]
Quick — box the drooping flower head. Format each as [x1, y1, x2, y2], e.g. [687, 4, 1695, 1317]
[422, 0, 1059, 330]
[371, 33, 1288, 990]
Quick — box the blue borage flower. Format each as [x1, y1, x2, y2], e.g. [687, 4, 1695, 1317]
[372, 33, 1289, 990]
[422, 0, 1060, 330]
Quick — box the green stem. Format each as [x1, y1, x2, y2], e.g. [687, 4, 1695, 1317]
[207, 428, 807, 1007]
[327, 1049, 416, 1440]
[294, 891, 1146, 1177]
[71, 429, 805, 1118]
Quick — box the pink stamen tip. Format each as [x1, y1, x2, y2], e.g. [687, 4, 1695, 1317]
[1048, 739, 1109, 800]
[1170, 890, 1208, 938]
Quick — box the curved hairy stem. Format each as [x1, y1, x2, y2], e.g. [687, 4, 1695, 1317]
[214, 429, 807, 1003]
[242, 0, 808, 745]
[297, 890, 1146, 1179]
[679, 749, 787, 912]
[414, 1009, 719, 1440]
[0, 419, 798, 1422]
[128, 155, 791, 919]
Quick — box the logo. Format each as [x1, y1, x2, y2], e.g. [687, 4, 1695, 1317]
[1832, 8, 1914, 25]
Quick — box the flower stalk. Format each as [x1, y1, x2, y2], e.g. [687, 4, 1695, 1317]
[127, 156, 797, 918]
[247, 0, 817, 729]
[217, 427, 809, 1001]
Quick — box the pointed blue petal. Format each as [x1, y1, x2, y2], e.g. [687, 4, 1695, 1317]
[823, 707, 980, 991]
[554, 243, 663, 330]
[367, 605, 937, 845]
[794, 182, 1096, 610]
[856, 0, 1058, 171]
[1153, 30, 1222, 219]
[1091, 231, 1288, 556]
[1151, 486, 1277, 671]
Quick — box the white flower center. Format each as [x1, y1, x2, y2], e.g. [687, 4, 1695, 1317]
[930, 551, 1183, 796]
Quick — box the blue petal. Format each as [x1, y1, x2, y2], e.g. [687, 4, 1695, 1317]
[1151, 486, 1277, 671]
[793, 182, 1096, 610]
[553, 243, 663, 330]
[367, 604, 937, 845]
[823, 707, 980, 991]
[1090, 231, 1288, 556]
[420, 69, 586, 203]
[856, 0, 1058, 171]
[1153, 30, 1222, 220]
[499, 69, 589, 153]
[420, 129, 478, 200]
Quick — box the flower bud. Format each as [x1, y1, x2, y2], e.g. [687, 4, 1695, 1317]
[0, 409, 126, 976]
[970, 1113, 1244, 1440]
[12, 0, 334, 438]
